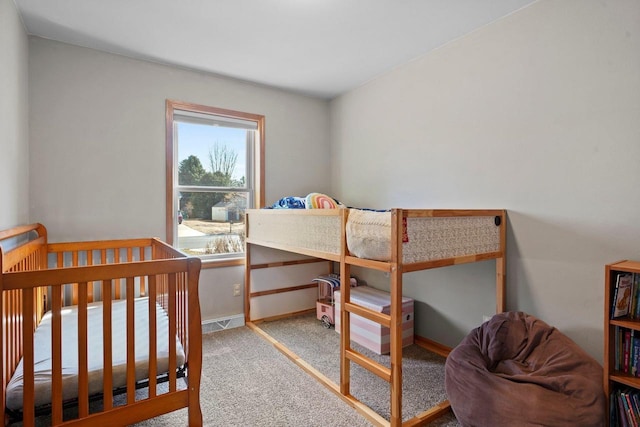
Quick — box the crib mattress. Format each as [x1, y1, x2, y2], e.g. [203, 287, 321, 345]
[5, 297, 185, 411]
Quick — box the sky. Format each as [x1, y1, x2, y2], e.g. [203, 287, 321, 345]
[177, 122, 248, 181]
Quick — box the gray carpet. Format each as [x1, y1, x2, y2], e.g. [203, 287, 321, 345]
[257, 313, 460, 426]
[11, 317, 460, 426]
[134, 326, 374, 426]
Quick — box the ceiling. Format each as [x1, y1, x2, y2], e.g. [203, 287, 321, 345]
[14, 0, 537, 99]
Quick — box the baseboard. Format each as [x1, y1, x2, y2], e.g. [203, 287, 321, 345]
[414, 334, 452, 358]
[202, 314, 245, 333]
[250, 308, 316, 324]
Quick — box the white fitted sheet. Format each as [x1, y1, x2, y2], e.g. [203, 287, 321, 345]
[5, 297, 185, 411]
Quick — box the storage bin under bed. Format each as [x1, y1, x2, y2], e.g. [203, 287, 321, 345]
[335, 286, 414, 355]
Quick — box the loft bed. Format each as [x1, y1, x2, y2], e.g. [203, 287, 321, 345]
[245, 207, 506, 427]
[0, 223, 203, 426]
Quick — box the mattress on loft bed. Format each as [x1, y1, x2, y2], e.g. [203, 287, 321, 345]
[346, 209, 502, 263]
[249, 203, 502, 263]
[5, 297, 185, 411]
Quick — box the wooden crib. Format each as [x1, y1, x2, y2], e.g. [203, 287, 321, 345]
[0, 223, 203, 426]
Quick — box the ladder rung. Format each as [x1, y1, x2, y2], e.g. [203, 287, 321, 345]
[345, 349, 391, 382]
[344, 302, 391, 327]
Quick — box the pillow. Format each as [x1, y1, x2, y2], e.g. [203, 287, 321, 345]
[305, 193, 339, 209]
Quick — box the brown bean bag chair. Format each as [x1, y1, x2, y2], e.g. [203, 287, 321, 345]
[445, 311, 605, 427]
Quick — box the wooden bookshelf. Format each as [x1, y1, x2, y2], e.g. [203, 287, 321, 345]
[605, 260, 640, 426]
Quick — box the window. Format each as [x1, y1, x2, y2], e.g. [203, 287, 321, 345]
[166, 100, 264, 263]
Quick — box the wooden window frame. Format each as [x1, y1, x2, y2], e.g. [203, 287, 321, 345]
[165, 99, 265, 267]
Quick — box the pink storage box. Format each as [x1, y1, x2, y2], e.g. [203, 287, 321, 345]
[334, 286, 414, 355]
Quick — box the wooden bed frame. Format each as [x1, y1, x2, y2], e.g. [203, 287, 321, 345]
[0, 223, 203, 426]
[245, 208, 506, 427]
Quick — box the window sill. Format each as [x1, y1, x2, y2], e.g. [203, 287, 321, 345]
[200, 257, 244, 269]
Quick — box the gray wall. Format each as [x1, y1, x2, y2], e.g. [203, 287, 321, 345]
[28, 38, 331, 322]
[0, 0, 29, 229]
[330, 0, 640, 361]
[19, 0, 640, 361]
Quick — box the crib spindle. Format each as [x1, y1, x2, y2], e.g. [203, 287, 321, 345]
[114, 249, 122, 300]
[148, 275, 158, 398]
[179, 272, 186, 352]
[78, 282, 89, 418]
[51, 284, 63, 425]
[168, 273, 177, 391]
[71, 251, 79, 305]
[87, 250, 94, 303]
[21, 288, 35, 426]
[102, 279, 113, 410]
[139, 247, 146, 296]
[57, 252, 65, 306]
[126, 276, 136, 404]
[7, 291, 17, 386]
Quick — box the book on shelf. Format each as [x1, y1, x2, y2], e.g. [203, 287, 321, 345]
[613, 273, 634, 318]
[632, 275, 639, 320]
[631, 331, 640, 377]
[626, 329, 633, 374]
[623, 389, 640, 427]
[618, 391, 630, 427]
[612, 392, 619, 427]
[634, 273, 640, 319]
[617, 326, 622, 372]
[613, 326, 640, 376]
[633, 394, 640, 424]
[613, 388, 640, 427]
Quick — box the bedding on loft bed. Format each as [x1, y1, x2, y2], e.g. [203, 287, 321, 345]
[267, 192, 343, 209]
[5, 297, 185, 412]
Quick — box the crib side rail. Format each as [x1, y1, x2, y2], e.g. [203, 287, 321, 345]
[46, 238, 186, 260]
[0, 223, 47, 244]
[1, 254, 201, 425]
[0, 223, 49, 423]
[0, 223, 48, 276]
[47, 238, 155, 304]
[45, 238, 188, 304]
